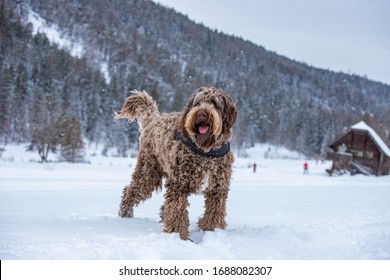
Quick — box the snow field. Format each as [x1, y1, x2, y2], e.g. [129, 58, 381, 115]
[0, 144, 389, 259]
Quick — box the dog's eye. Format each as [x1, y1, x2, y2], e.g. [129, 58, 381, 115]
[193, 96, 201, 107]
[211, 99, 219, 109]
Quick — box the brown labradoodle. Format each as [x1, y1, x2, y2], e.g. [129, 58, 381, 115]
[115, 86, 237, 240]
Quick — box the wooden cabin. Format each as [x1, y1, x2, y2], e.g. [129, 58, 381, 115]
[327, 121, 390, 176]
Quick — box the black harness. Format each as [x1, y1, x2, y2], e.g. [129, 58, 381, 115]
[175, 131, 230, 158]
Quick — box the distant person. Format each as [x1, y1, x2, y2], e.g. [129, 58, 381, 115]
[303, 162, 309, 175]
[253, 163, 257, 173]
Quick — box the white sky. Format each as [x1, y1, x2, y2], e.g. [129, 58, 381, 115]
[154, 0, 390, 85]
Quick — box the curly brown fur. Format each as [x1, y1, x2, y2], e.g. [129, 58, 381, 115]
[115, 86, 237, 240]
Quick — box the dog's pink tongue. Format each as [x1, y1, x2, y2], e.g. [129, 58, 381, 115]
[199, 125, 209, 134]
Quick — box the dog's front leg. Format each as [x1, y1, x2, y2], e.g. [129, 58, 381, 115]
[198, 162, 232, 231]
[162, 180, 190, 240]
[197, 186, 228, 231]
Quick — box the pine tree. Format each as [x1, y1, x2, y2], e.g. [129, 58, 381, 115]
[150, 85, 159, 106]
[60, 117, 85, 163]
[170, 89, 185, 112]
[12, 64, 30, 142]
[0, 67, 13, 144]
[28, 88, 61, 162]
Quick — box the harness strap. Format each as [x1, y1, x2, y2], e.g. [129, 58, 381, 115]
[175, 131, 230, 158]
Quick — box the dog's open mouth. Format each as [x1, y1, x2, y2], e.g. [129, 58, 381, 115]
[199, 125, 209, 134]
[195, 121, 210, 135]
[194, 121, 211, 135]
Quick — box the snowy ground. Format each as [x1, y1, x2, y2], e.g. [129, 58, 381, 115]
[0, 144, 389, 260]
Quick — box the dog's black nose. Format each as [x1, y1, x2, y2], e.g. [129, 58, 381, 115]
[197, 110, 207, 120]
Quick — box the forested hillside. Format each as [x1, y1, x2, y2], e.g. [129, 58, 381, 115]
[1, 0, 390, 159]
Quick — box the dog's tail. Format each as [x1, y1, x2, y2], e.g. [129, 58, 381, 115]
[114, 90, 159, 128]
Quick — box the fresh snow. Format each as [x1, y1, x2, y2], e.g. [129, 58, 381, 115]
[26, 9, 84, 58]
[25, 8, 112, 84]
[0, 144, 389, 260]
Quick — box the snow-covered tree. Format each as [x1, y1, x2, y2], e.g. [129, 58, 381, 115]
[60, 117, 85, 163]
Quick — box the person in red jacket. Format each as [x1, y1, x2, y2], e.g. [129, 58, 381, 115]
[303, 162, 309, 175]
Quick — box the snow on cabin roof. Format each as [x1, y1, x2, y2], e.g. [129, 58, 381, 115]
[351, 121, 390, 157]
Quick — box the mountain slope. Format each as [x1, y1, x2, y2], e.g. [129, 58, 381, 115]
[1, 0, 390, 156]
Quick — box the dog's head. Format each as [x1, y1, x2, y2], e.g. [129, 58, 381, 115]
[180, 86, 237, 152]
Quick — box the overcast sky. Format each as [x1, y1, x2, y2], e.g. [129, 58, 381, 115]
[154, 0, 390, 85]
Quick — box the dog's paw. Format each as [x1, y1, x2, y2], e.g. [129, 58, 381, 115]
[119, 207, 134, 218]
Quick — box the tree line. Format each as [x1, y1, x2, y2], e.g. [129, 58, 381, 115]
[1, 0, 390, 162]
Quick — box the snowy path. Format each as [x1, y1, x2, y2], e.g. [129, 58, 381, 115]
[1, 150, 390, 259]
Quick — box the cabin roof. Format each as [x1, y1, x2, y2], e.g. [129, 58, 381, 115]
[350, 121, 390, 157]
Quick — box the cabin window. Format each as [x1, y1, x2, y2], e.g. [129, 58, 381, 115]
[338, 144, 347, 153]
[350, 149, 363, 157]
[366, 151, 373, 159]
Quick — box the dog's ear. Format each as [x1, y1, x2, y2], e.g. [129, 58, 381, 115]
[180, 93, 196, 137]
[221, 93, 238, 133]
